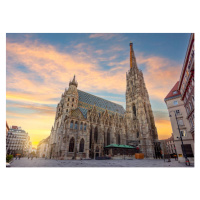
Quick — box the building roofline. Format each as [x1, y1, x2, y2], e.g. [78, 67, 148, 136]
[164, 94, 181, 102]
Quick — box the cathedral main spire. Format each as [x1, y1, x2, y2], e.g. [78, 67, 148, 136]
[129, 42, 137, 69]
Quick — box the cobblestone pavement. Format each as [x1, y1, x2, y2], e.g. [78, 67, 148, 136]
[9, 158, 194, 167]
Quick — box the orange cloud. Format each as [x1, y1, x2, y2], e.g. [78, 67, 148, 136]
[155, 119, 172, 140]
[137, 54, 182, 100]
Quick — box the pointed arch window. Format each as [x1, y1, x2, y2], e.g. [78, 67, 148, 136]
[107, 129, 110, 145]
[68, 98, 70, 101]
[70, 120, 74, 129]
[80, 122, 83, 130]
[67, 103, 69, 106]
[84, 123, 87, 131]
[137, 131, 139, 138]
[69, 137, 75, 152]
[94, 127, 98, 143]
[132, 104, 136, 116]
[79, 138, 84, 152]
[89, 128, 92, 149]
[75, 121, 78, 130]
[72, 98, 74, 102]
[117, 134, 120, 145]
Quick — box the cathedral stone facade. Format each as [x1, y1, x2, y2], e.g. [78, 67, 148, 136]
[47, 43, 158, 159]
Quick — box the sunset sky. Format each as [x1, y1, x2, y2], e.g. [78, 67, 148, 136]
[6, 33, 191, 147]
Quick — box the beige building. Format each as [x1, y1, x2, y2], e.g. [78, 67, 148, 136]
[6, 126, 32, 156]
[32, 147, 37, 154]
[165, 134, 176, 156]
[164, 82, 194, 163]
[47, 43, 159, 160]
[37, 137, 49, 158]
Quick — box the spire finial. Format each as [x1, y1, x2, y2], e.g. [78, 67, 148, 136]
[69, 75, 78, 87]
[129, 42, 137, 69]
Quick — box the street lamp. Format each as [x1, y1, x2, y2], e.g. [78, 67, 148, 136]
[169, 111, 190, 166]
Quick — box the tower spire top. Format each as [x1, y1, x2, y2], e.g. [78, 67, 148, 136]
[129, 42, 137, 69]
[69, 75, 78, 87]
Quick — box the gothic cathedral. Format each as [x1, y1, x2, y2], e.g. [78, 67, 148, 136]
[47, 43, 159, 159]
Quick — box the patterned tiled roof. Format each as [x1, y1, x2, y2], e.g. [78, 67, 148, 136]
[71, 108, 85, 120]
[78, 107, 88, 119]
[77, 90, 125, 117]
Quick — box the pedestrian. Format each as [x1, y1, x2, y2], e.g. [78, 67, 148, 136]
[15, 156, 17, 160]
[28, 156, 29, 159]
[19, 155, 20, 160]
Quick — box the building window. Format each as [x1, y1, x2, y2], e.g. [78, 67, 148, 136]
[66, 109, 68, 112]
[67, 103, 69, 106]
[189, 87, 191, 93]
[178, 119, 184, 126]
[192, 114, 194, 126]
[173, 91, 178, 95]
[189, 102, 193, 111]
[180, 130, 186, 137]
[84, 123, 87, 131]
[186, 107, 189, 115]
[186, 92, 189, 99]
[173, 101, 178, 105]
[189, 118, 193, 128]
[68, 98, 70, 101]
[70, 120, 73, 129]
[72, 104, 73, 107]
[79, 139, 84, 152]
[175, 110, 180, 114]
[192, 96, 194, 105]
[74, 121, 78, 130]
[80, 122, 83, 130]
[69, 137, 75, 152]
[72, 98, 74, 102]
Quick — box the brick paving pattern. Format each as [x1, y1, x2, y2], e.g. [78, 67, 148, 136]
[9, 158, 194, 167]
